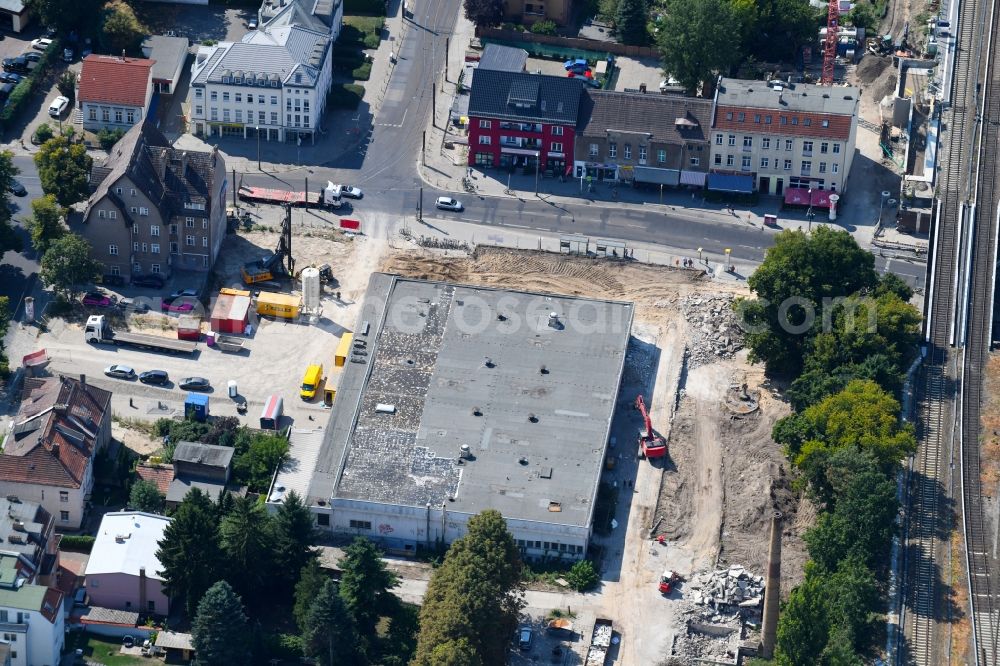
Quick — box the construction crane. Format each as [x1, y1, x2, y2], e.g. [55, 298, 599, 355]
[821, 0, 839, 85]
[635, 395, 667, 459]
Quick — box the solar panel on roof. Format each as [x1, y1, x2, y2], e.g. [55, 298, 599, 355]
[507, 79, 539, 107]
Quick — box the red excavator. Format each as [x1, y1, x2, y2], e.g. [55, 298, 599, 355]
[636, 395, 667, 459]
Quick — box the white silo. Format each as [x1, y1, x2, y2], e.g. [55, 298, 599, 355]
[301, 267, 321, 312]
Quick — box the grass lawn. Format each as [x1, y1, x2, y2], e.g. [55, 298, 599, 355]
[66, 632, 150, 666]
[342, 15, 384, 49]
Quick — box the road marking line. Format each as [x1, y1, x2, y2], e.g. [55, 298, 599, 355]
[506, 223, 530, 229]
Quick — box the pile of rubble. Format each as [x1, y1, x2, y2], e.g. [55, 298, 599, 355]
[680, 295, 745, 366]
[687, 565, 765, 610]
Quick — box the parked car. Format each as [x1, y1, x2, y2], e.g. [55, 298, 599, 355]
[62, 48, 73, 62]
[2, 57, 26, 73]
[121, 636, 135, 649]
[169, 288, 198, 300]
[101, 274, 125, 287]
[0, 82, 14, 103]
[21, 52, 42, 63]
[435, 196, 463, 211]
[30, 38, 53, 51]
[81, 291, 114, 307]
[132, 274, 165, 288]
[8, 179, 26, 196]
[117, 297, 150, 313]
[139, 370, 169, 385]
[518, 626, 533, 651]
[104, 365, 135, 380]
[48, 96, 69, 118]
[0, 72, 23, 84]
[179, 377, 210, 391]
[161, 297, 197, 313]
[341, 185, 363, 199]
[248, 17, 258, 29]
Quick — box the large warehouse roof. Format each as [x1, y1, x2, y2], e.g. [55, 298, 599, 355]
[305, 274, 632, 529]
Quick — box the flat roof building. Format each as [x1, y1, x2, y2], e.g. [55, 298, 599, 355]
[269, 274, 633, 561]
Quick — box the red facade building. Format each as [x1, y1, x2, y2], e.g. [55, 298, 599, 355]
[467, 69, 585, 176]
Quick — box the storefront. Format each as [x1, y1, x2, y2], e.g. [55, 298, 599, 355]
[633, 166, 681, 187]
[575, 162, 619, 181]
[706, 172, 754, 194]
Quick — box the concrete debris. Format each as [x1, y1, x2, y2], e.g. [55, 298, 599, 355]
[687, 566, 765, 610]
[680, 295, 745, 367]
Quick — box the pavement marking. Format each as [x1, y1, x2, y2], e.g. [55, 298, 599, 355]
[506, 223, 531, 229]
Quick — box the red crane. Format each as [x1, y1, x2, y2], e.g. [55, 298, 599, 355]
[821, 0, 840, 85]
[635, 395, 667, 459]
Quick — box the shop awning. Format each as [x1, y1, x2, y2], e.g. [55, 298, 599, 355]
[501, 147, 540, 157]
[680, 170, 707, 186]
[633, 166, 680, 186]
[784, 187, 834, 208]
[707, 173, 754, 193]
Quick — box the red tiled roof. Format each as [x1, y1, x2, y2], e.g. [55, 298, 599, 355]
[713, 105, 852, 140]
[136, 464, 174, 495]
[78, 55, 154, 108]
[55, 565, 79, 599]
[41, 588, 63, 623]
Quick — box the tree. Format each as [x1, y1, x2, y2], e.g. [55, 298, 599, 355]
[658, 0, 743, 93]
[0, 150, 21, 255]
[302, 579, 357, 666]
[128, 479, 164, 514]
[746, 0, 819, 62]
[101, 0, 147, 55]
[338, 537, 399, 652]
[737, 227, 879, 375]
[823, 557, 879, 650]
[846, 1, 878, 30]
[156, 488, 222, 616]
[273, 491, 318, 593]
[0, 296, 11, 377]
[220, 496, 276, 606]
[775, 573, 830, 666]
[28, 195, 65, 255]
[428, 639, 483, 666]
[191, 581, 250, 666]
[413, 510, 524, 666]
[233, 433, 289, 491]
[39, 234, 100, 297]
[463, 0, 503, 27]
[25, 0, 101, 34]
[34, 136, 93, 207]
[57, 72, 77, 105]
[566, 559, 599, 591]
[295, 560, 328, 633]
[614, 0, 648, 45]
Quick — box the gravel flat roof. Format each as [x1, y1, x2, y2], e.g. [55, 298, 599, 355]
[316, 273, 632, 528]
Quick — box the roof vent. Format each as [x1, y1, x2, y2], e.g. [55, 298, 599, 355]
[497, 312, 507, 321]
[548, 501, 562, 512]
[484, 357, 495, 368]
[548, 312, 562, 329]
[12, 520, 25, 532]
[459, 445, 473, 460]
[375, 404, 396, 414]
[518, 456, 529, 465]
[528, 413, 538, 423]
[540, 365, 549, 375]
[472, 406, 482, 416]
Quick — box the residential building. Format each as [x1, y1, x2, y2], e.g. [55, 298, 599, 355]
[477, 44, 528, 73]
[708, 77, 859, 196]
[0, 0, 31, 34]
[188, 0, 338, 145]
[142, 35, 190, 95]
[0, 497, 59, 589]
[84, 512, 170, 615]
[501, 0, 572, 26]
[573, 90, 711, 187]
[74, 120, 227, 281]
[468, 70, 585, 176]
[0, 376, 112, 530]
[166, 442, 235, 509]
[77, 55, 155, 133]
[267, 274, 633, 562]
[0, 572, 63, 666]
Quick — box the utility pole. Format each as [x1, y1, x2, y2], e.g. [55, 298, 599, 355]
[534, 152, 540, 195]
[445, 37, 450, 82]
[256, 126, 261, 170]
[432, 85, 436, 129]
[422, 130, 426, 164]
[232, 169, 237, 208]
[418, 187, 423, 221]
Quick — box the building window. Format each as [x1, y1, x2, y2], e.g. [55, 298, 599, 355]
[690, 157, 700, 166]
[202, 237, 209, 247]
[791, 117, 798, 125]
[551, 142, 563, 152]
[760, 157, 769, 169]
[133, 262, 142, 273]
[624, 144, 631, 159]
[202, 219, 208, 229]
[271, 112, 278, 124]
[754, 114, 761, 123]
[304, 117, 310, 128]
[728, 134, 736, 146]
[210, 108, 218, 121]
[202, 256, 209, 268]
[141, 242, 147, 253]
[222, 92, 230, 102]
[783, 159, 792, 171]
[109, 210, 117, 219]
[784, 139, 793, 151]
[286, 99, 292, 111]
[762, 137, 770, 150]
[186, 235, 195, 246]
[170, 224, 178, 234]
[780, 116, 787, 125]
[247, 94, 254, 103]
[133, 242, 139, 252]
[801, 161, 811, 175]
[657, 149, 666, 163]
[270, 96, 278, 105]
[109, 244, 118, 255]
[139, 207, 149, 216]
[726, 154, 735, 166]
[151, 264, 160, 274]
[127, 110, 135, 124]
[822, 119, 830, 127]
[170, 242, 178, 253]
[552, 126, 563, 136]
[832, 143, 841, 154]
[210, 91, 217, 101]
[742, 155, 751, 169]
[765, 115, 772, 124]
[98, 210, 106, 219]
[317, 514, 330, 526]
[479, 119, 491, 129]
[820, 142, 829, 154]
[743, 136, 752, 148]
[235, 93, 242, 103]
[589, 143, 599, 157]
[832, 163, 839, 173]
[819, 162, 827, 173]
[258, 111, 265, 123]
[478, 135, 491, 145]
[726, 111, 733, 120]
[151, 225, 160, 237]
[714, 154, 722, 165]
[804, 117, 812, 126]
[738, 112, 745, 122]
[60, 511, 69, 522]
[235, 110, 243, 122]
[195, 105, 203, 116]
[195, 89, 203, 99]
[151, 243, 160, 254]
[608, 142, 617, 158]
[223, 110, 230, 122]
[349, 519, 372, 530]
[638, 146, 646, 162]
[88, 107, 97, 120]
[802, 141, 813, 156]
[0, 612, 6, 622]
[186, 217, 195, 227]
[715, 133, 723, 145]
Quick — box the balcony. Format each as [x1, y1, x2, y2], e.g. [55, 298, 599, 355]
[802, 150, 813, 157]
[499, 122, 542, 133]
[500, 137, 541, 150]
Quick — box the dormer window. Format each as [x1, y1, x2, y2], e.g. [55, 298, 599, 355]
[540, 100, 546, 111]
[222, 76, 231, 84]
[271, 80, 278, 87]
[235, 76, 242, 84]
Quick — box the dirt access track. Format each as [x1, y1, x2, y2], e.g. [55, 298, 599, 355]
[380, 246, 806, 663]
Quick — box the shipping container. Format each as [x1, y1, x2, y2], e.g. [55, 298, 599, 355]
[324, 374, 337, 406]
[335, 332, 354, 367]
[260, 394, 284, 429]
[256, 291, 301, 319]
[185, 393, 210, 422]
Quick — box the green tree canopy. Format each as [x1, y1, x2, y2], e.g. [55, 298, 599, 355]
[191, 580, 250, 666]
[294, 559, 329, 633]
[462, 0, 503, 26]
[273, 490, 318, 594]
[156, 488, 222, 616]
[34, 136, 93, 207]
[845, 1, 878, 30]
[101, 0, 147, 55]
[614, 0, 649, 45]
[775, 572, 830, 665]
[413, 510, 524, 666]
[658, 0, 743, 93]
[428, 639, 483, 666]
[746, 0, 819, 62]
[25, 0, 101, 34]
[39, 234, 100, 297]
[128, 479, 164, 514]
[338, 537, 399, 654]
[232, 432, 289, 491]
[220, 495, 276, 606]
[28, 194, 65, 256]
[0, 150, 22, 256]
[0, 297, 11, 377]
[57, 72, 77, 105]
[303, 579, 357, 666]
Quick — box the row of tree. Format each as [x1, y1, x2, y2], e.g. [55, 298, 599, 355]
[738, 228, 921, 664]
[25, 0, 149, 55]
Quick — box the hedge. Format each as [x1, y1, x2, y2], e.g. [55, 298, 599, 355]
[60, 535, 95, 553]
[1, 40, 61, 123]
[344, 0, 385, 15]
[327, 83, 365, 109]
[352, 60, 372, 81]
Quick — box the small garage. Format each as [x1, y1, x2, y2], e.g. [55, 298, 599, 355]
[0, 0, 31, 34]
[210, 289, 251, 333]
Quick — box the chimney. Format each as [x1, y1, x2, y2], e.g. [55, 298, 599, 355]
[51, 443, 60, 458]
[139, 566, 147, 612]
[211, 145, 219, 167]
[79, 373, 86, 386]
[158, 148, 168, 182]
[180, 151, 189, 175]
[121, 49, 126, 60]
[759, 511, 782, 659]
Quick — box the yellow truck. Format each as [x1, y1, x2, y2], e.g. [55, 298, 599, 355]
[300, 364, 324, 400]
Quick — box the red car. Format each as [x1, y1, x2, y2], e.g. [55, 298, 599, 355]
[82, 292, 115, 308]
[161, 297, 197, 313]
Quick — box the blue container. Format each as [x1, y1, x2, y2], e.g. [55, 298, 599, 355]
[185, 393, 210, 422]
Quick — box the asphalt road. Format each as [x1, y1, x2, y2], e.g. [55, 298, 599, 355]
[0, 155, 48, 316]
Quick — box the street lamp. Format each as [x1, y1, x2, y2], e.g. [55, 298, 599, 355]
[806, 188, 814, 232]
[697, 247, 704, 265]
[256, 126, 261, 171]
[878, 190, 891, 226]
[724, 248, 732, 272]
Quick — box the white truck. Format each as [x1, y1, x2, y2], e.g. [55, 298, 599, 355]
[84, 315, 197, 355]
